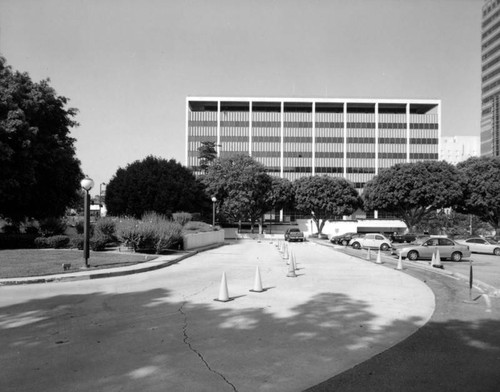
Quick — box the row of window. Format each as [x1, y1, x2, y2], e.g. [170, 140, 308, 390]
[188, 120, 439, 129]
[189, 135, 438, 144]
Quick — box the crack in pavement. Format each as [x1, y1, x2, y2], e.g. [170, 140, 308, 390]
[178, 302, 238, 392]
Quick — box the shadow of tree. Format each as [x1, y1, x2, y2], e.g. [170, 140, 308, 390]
[0, 286, 497, 392]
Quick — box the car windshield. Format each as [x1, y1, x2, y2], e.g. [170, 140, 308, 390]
[486, 238, 498, 244]
[414, 237, 430, 245]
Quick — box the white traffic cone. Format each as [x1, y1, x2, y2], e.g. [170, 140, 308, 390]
[430, 250, 436, 266]
[283, 243, 289, 260]
[214, 272, 232, 302]
[250, 266, 264, 292]
[287, 253, 297, 277]
[396, 253, 403, 270]
[433, 249, 443, 269]
[375, 249, 382, 264]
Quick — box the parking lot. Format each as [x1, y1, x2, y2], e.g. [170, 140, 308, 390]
[327, 240, 500, 295]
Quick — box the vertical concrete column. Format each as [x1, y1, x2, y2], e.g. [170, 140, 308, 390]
[343, 101, 347, 178]
[280, 101, 284, 178]
[217, 100, 221, 157]
[249, 100, 253, 156]
[375, 102, 379, 175]
[312, 101, 316, 175]
[406, 102, 410, 162]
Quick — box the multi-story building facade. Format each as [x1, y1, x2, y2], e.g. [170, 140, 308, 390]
[481, 0, 500, 156]
[440, 136, 480, 165]
[186, 97, 441, 193]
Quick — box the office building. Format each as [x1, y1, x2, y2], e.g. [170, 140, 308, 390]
[186, 97, 441, 192]
[440, 136, 480, 165]
[481, 0, 500, 156]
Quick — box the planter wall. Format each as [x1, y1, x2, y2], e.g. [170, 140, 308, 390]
[183, 230, 225, 250]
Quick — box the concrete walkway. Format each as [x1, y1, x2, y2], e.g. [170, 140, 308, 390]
[0, 240, 435, 392]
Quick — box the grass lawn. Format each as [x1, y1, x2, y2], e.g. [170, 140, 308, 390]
[0, 249, 158, 279]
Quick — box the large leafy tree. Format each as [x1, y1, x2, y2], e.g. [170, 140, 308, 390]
[294, 175, 362, 234]
[105, 156, 206, 218]
[363, 161, 463, 231]
[456, 156, 500, 230]
[0, 57, 83, 223]
[201, 154, 273, 233]
[197, 141, 217, 172]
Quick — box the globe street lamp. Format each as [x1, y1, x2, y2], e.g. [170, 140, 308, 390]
[81, 177, 94, 268]
[211, 196, 217, 227]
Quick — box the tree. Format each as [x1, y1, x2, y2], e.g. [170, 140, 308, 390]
[456, 156, 500, 230]
[363, 161, 463, 231]
[198, 141, 217, 172]
[266, 176, 294, 213]
[105, 156, 207, 218]
[201, 154, 272, 233]
[0, 57, 83, 223]
[293, 175, 362, 235]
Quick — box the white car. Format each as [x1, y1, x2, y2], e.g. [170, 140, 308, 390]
[455, 237, 500, 256]
[349, 233, 392, 251]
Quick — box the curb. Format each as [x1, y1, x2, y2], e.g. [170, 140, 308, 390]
[0, 242, 225, 286]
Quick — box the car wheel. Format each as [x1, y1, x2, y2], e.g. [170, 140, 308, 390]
[380, 243, 390, 251]
[342, 240, 349, 246]
[451, 251, 462, 262]
[351, 242, 361, 249]
[494, 248, 500, 256]
[407, 250, 418, 261]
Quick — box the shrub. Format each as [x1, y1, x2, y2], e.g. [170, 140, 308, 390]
[39, 217, 67, 237]
[35, 235, 70, 248]
[183, 221, 219, 232]
[90, 233, 108, 251]
[172, 212, 192, 226]
[0, 234, 37, 249]
[75, 219, 84, 234]
[95, 217, 117, 243]
[70, 235, 84, 250]
[2, 224, 20, 234]
[115, 213, 183, 253]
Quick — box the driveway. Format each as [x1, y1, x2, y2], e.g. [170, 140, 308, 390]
[0, 241, 434, 392]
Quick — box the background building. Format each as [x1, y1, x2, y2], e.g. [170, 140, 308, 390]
[186, 97, 441, 193]
[481, 0, 500, 156]
[440, 136, 480, 165]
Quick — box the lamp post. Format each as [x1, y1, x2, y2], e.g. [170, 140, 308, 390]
[211, 196, 217, 226]
[81, 177, 94, 268]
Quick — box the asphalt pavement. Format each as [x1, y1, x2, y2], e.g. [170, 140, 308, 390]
[0, 240, 435, 392]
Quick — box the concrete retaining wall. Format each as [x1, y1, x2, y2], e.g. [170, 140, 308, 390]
[183, 230, 225, 250]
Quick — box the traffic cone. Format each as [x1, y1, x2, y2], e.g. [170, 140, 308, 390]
[396, 253, 403, 270]
[287, 253, 297, 277]
[214, 272, 232, 302]
[430, 250, 436, 266]
[283, 243, 289, 260]
[375, 249, 382, 264]
[366, 248, 371, 260]
[433, 249, 443, 269]
[250, 266, 264, 292]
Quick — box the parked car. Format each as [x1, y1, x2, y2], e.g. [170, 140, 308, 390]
[397, 237, 471, 262]
[390, 232, 417, 243]
[349, 233, 392, 251]
[330, 232, 364, 246]
[284, 228, 304, 242]
[455, 237, 500, 256]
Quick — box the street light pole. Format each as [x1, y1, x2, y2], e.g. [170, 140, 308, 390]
[211, 196, 217, 226]
[81, 177, 94, 268]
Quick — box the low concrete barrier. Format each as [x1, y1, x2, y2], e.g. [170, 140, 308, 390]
[183, 230, 225, 250]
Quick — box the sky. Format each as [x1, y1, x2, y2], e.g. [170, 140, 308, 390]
[0, 0, 483, 196]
